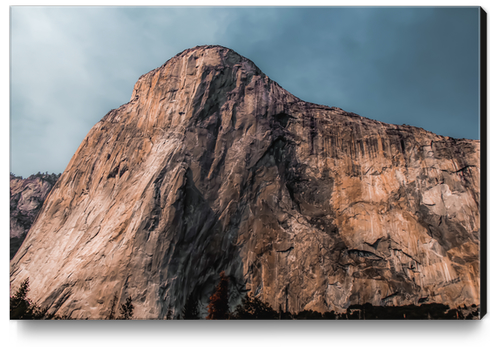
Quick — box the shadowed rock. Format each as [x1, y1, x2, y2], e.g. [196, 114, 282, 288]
[10, 173, 60, 259]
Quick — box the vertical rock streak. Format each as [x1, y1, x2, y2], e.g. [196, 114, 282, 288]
[10, 45, 480, 318]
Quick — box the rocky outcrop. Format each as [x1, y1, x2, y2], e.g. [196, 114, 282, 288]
[10, 173, 60, 259]
[10, 45, 480, 319]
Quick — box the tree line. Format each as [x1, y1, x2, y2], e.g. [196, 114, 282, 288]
[10, 278, 134, 320]
[10, 274, 479, 320]
[202, 272, 478, 320]
[10, 172, 61, 183]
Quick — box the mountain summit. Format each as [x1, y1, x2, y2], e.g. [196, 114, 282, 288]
[10, 45, 480, 319]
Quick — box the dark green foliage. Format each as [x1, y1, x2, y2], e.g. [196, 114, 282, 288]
[10, 278, 49, 319]
[10, 276, 477, 320]
[107, 294, 134, 320]
[320, 310, 338, 320]
[206, 271, 229, 320]
[227, 295, 475, 320]
[182, 294, 200, 319]
[303, 303, 478, 320]
[118, 296, 134, 320]
[11, 279, 140, 320]
[344, 303, 458, 320]
[299, 303, 478, 320]
[10, 278, 31, 319]
[231, 294, 279, 319]
[295, 309, 325, 320]
[107, 294, 136, 320]
[29, 172, 61, 185]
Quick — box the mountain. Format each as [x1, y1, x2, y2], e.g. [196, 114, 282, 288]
[10, 173, 60, 259]
[10, 45, 481, 319]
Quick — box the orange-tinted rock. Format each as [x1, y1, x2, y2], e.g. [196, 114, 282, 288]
[10, 46, 480, 319]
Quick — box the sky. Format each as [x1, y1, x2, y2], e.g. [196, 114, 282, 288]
[9, 6, 482, 177]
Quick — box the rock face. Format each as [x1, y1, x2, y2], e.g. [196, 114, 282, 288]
[10, 173, 60, 259]
[10, 45, 481, 319]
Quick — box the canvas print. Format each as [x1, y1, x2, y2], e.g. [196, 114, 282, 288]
[10, 6, 485, 320]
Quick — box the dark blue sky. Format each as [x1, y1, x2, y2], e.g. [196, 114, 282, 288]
[10, 6, 481, 177]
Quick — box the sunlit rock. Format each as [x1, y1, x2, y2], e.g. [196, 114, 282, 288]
[10, 45, 480, 319]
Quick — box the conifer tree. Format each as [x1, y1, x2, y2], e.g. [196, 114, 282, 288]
[10, 278, 31, 319]
[206, 271, 229, 320]
[183, 294, 200, 319]
[118, 296, 134, 320]
[10, 278, 48, 319]
[231, 293, 279, 319]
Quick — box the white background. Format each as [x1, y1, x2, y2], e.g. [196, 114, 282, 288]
[3, 1, 489, 346]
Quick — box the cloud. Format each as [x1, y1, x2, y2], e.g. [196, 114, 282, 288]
[226, 7, 479, 139]
[10, 7, 480, 177]
[10, 7, 227, 176]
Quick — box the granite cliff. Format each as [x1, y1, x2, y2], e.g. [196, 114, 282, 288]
[10, 45, 481, 319]
[10, 173, 60, 259]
